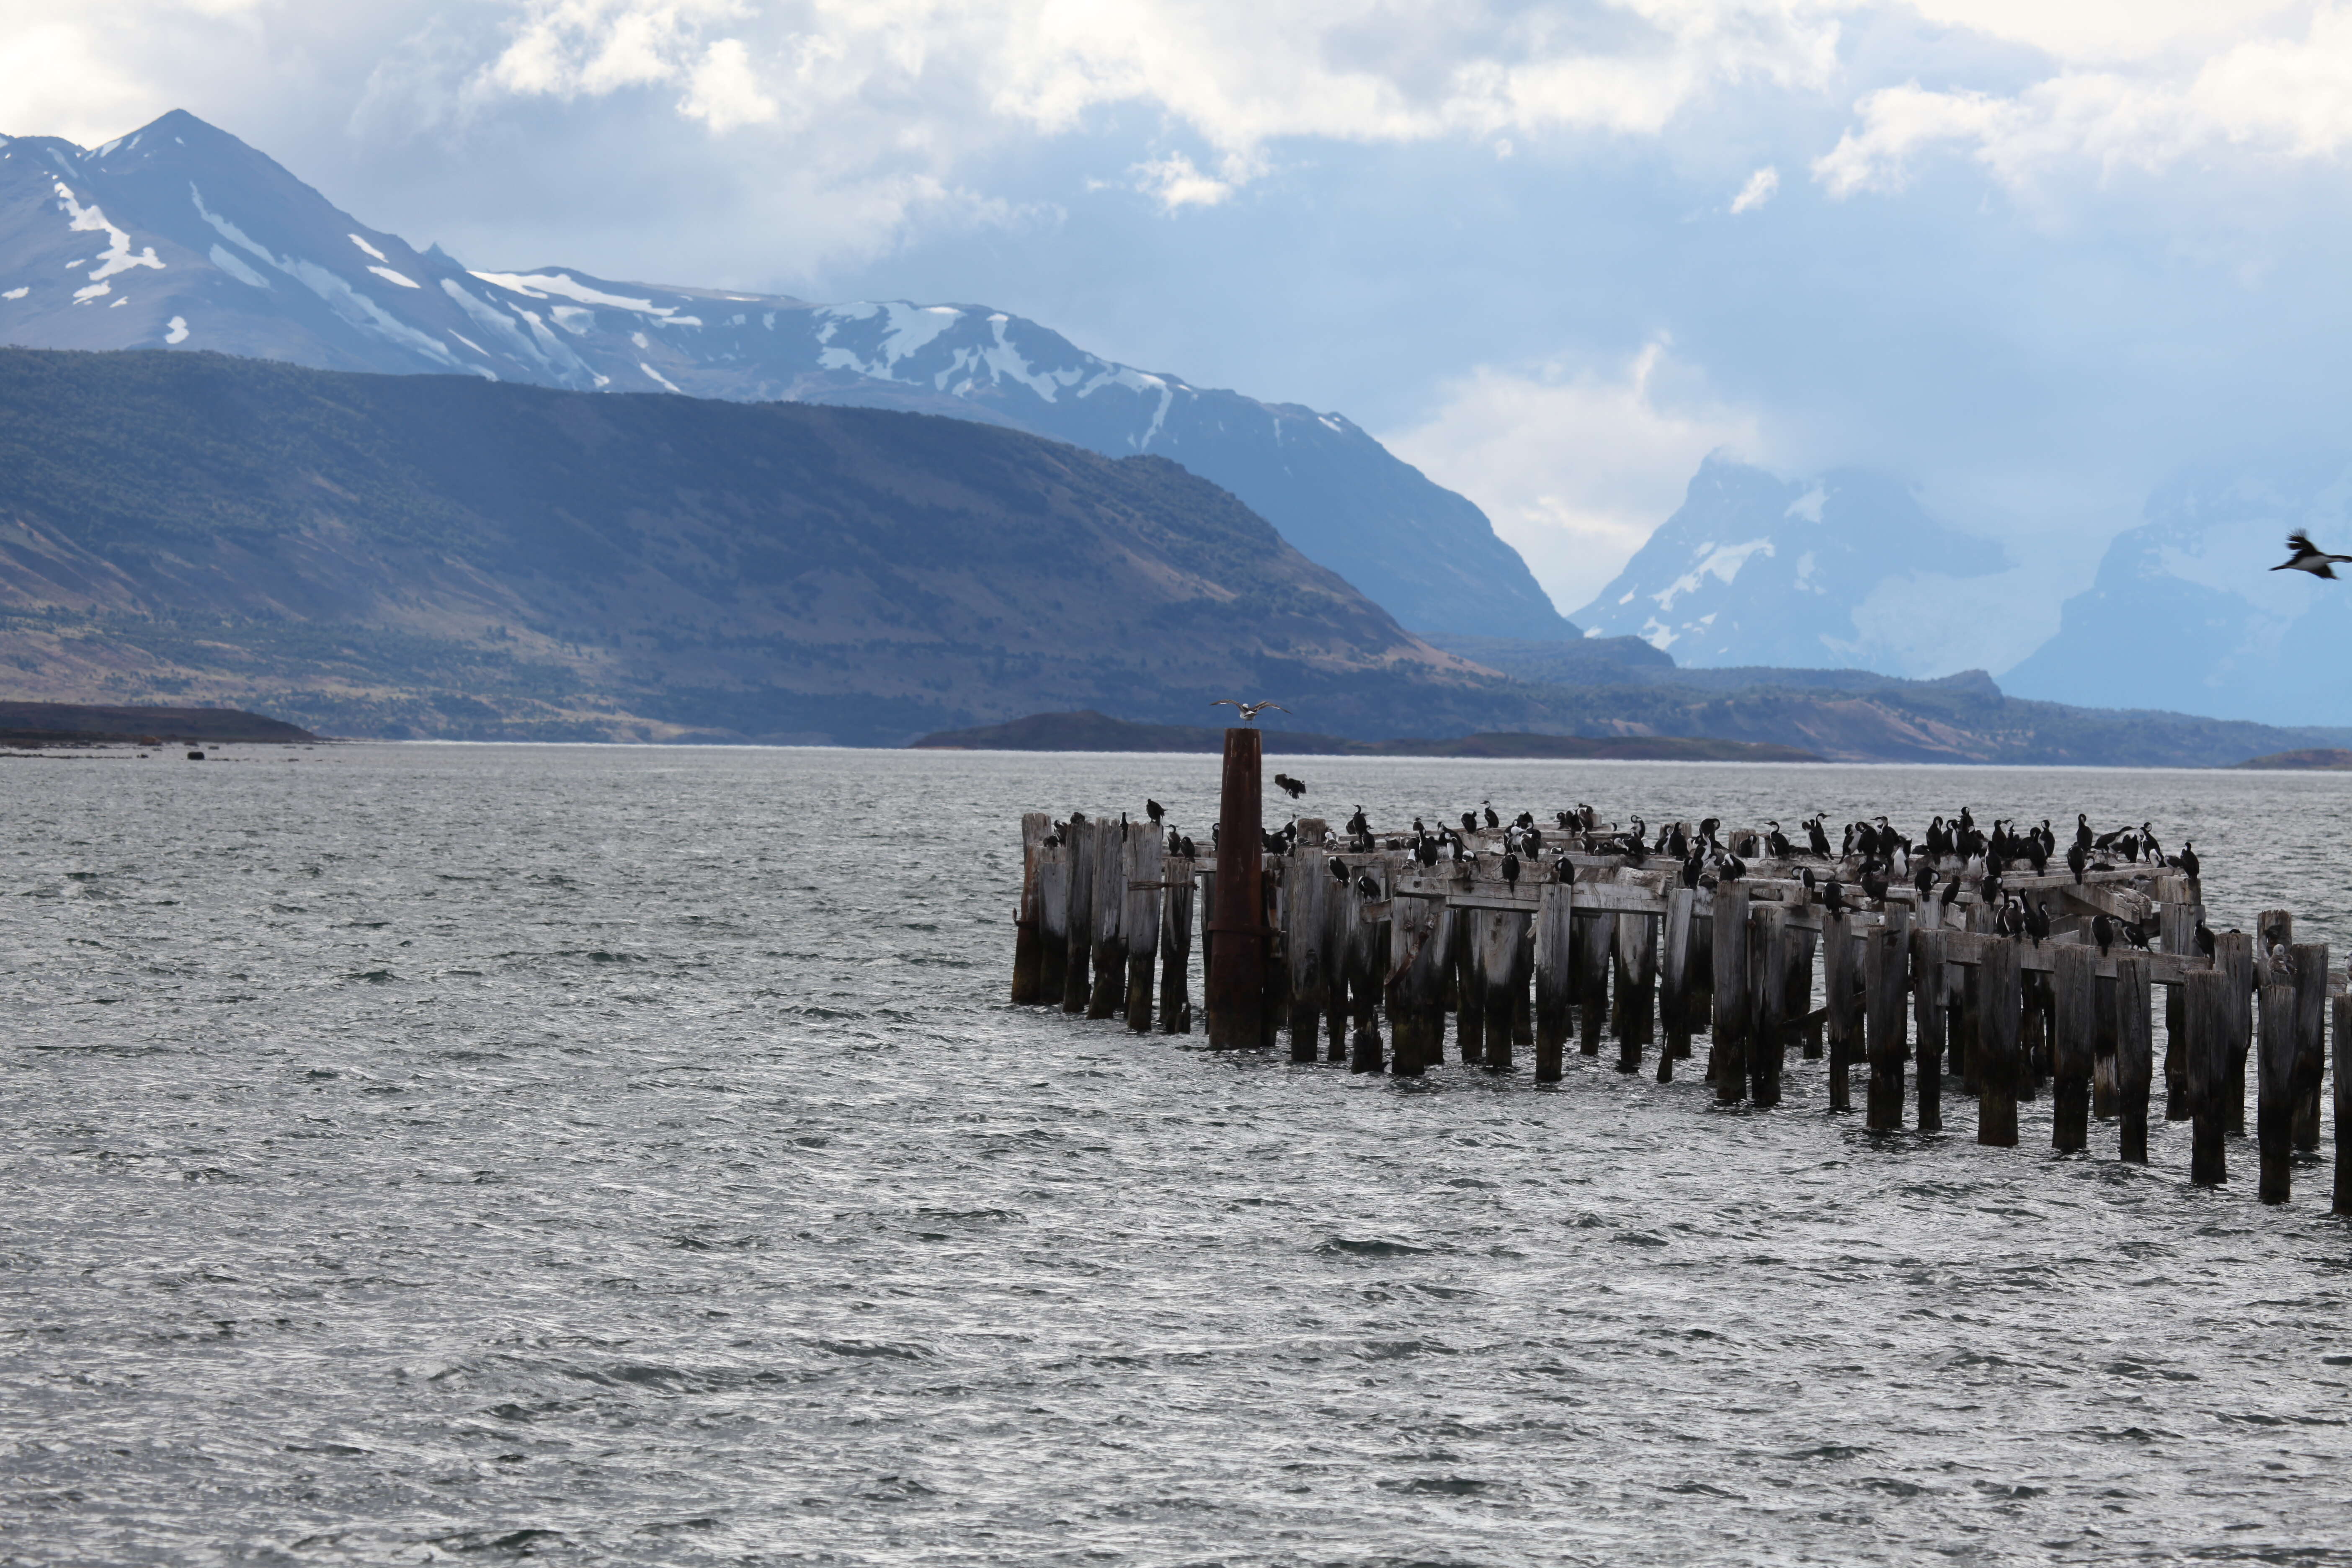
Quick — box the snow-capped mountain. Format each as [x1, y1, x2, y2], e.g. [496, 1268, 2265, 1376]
[1571, 454, 2006, 670]
[2001, 459, 2352, 727]
[0, 109, 1568, 642]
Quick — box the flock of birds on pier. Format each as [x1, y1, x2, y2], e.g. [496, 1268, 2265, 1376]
[1045, 791, 2217, 963]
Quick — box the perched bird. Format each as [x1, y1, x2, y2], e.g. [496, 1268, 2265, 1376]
[1484, 802, 1501, 830]
[1802, 867, 1817, 892]
[2195, 921, 2217, 959]
[2024, 897, 2051, 946]
[1914, 862, 1937, 898]
[2119, 917, 2150, 950]
[1346, 806, 1370, 837]
[1501, 853, 1521, 888]
[2066, 841, 2088, 885]
[1680, 849, 1705, 889]
[1145, 798, 1164, 825]
[1212, 699, 1290, 721]
[1861, 868, 1888, 905]
[2272, 529, 2352, 579]
[1330, 857, 1350, 883]
[1823, 879, 1847, 915]
[1166, 828, 1182, 856]
[1808, 816, 1834, 860]
[1766, 820, 1793, 860]
[1355, 873, 1381, 900]
[2177, 841, 2200, 881]
[2094, 913, 2114, 956]
[1559, 856, 1578, 884]
[1941, 874, 1963, 911]
[1524, 826, 1546, 856]
[1179, 835, 1197, 858]
[1416, 837, 1439, 868]
[1460, 811, 1479, 835]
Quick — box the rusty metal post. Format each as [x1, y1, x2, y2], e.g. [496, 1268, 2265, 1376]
[1207, 726, 1266, 1049]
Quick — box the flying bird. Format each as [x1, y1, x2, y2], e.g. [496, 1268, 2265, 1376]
[1212, 699, 1290, 722]
[2272, 530, 2352, 579]
[1272, 773, 1307, 799]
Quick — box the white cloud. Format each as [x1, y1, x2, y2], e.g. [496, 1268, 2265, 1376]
[679, 37, 778, 130]
[1817, 4, 2352, 197]
[1128, 152, 1238, 211]
[1383, 338, 1766, 614]
[1729, 163, 1778, 211]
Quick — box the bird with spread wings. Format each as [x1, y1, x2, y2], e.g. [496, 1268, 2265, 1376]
[2272, 530, 2352, 580]
[1212, 700, 1290, 722]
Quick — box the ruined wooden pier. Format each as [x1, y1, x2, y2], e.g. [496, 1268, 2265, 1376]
[1010, 727, 2350, 1209]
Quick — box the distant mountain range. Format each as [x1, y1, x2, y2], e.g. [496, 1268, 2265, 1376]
[0, 109, 1568, 642]
[3, 348, 2344, 766]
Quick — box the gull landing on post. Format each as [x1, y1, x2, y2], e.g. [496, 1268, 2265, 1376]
[2272, 530, 2352, 579]
[1212, 699, 1290, 722]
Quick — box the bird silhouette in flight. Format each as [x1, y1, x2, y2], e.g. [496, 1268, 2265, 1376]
[2272, 530, 2352, 579]
[1212, 699, 1290, 722]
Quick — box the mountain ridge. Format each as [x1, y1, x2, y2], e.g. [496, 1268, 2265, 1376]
[0, 108, 1568, 642]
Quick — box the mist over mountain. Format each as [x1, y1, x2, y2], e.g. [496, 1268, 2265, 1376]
[1571, 455, 2008, 673]
[2003, 461, 2352, 727]
[0, 109, 1567, 643]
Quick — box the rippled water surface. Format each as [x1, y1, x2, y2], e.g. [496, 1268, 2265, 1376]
[8, 744, 2352, 1566]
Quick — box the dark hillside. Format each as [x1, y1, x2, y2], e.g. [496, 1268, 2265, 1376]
[0, 349, 1509, 743]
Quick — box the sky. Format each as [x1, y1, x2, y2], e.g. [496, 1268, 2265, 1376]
[8, 0, 2352, 668]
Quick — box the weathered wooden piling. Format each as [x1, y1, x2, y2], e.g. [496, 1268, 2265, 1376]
[1285, 854, 1329, 1062]
[1087, 818, 1130, 1021]
[1577, 909, 1614, 1056]
[1385, 892, 1447, 1076]
[1976, 936, 2021, 1147]
[2115, 954, 2153, 1162]
[1124, 827, 1163, 1032]
[1160, 858, 1195, 1033]
[1014, 812, 1051, 1004]
[1824, 910, 1857, 1112]
[2160, 895, 2195, 1121]
[2217, 930, 2255, 1136]
[2185, 967, 2229, 1187]
[1477, 908, 1528, 1072]
[1061, 817, 1095, 1014]
[2335, 994, 2352, 1216]
[1205, 729, 1268, 1050]
[1659, 886, 1695, 1077]
[1455, 904, 1486, 1066]
[2089, 973, 2116, 1118]
[1712, 883, 1751, 1105]
[2291, 941, 2328, 1153]
[1911, 927, 1946, 1133]
[1534, 882, 1574, 1081]
[1687, 897, 1714, 1063]
[2051, 943, 2095, 1153]
[1751, 903, 1788, 1108]
[1865, 924, 1908, 1130]
[1795, 922, 1822, 1060]
[2258, 980, 2296, 1204]
[1613, 913, 1657, 1072]
[1037, 834, 1071, 1003]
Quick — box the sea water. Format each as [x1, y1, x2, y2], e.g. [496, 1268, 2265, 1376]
[5, 743, 2351, 1565]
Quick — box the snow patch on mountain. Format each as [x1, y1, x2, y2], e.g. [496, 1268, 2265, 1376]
[51, 181, 161, 287]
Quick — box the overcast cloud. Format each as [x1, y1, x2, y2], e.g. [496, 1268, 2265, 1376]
[5, 0, 2351, 658]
